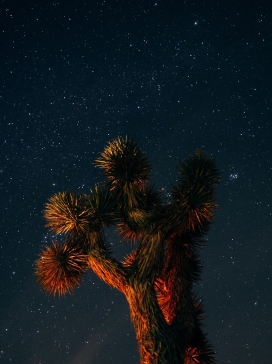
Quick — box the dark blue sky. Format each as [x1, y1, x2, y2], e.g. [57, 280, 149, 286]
[1, 0, 271, 363]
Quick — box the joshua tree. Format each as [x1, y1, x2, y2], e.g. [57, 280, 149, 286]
[35, 136, 220, 364]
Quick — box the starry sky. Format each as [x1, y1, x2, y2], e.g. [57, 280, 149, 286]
[1, 0, 272, 363]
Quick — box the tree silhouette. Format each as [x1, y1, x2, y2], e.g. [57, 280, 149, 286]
[35, 136, 220, 364]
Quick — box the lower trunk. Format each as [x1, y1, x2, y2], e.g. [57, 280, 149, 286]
[125, 283, 182, 364]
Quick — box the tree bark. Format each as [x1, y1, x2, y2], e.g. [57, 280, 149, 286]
[125, 282, 182, 364]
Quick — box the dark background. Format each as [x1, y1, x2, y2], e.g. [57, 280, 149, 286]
[1, 0, 271, 363]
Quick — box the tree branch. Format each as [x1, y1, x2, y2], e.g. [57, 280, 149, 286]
[131, 230, 164, 284]
[87, 231, 127, 292]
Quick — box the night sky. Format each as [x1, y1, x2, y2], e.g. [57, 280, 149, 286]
[1, 0, 272, 363]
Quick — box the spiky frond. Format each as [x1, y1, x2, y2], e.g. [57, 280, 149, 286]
[95, 136, 151, 202]
[165, 150, 220, 233]
[184, 332, 216, 364]
[168, 196, 215, 233]
[123, 208, 151, 237]
[144, 184, 162, 208]
[184, 346, 201, 364]
[178, 150, 220, 187]
[44, 192, 91, 235]
[35, 240, 87, 296]
[116, 220, 140, 243]
[122, 249, 138, 267]
[86, 185, 118, 230]
[164, 234, 203, 283]
[116, 185, 162, 243]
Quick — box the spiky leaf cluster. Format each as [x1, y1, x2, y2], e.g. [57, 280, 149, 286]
[85, 185, 118, 230]
[183, 328, 216, 364]
[44, 192, 91, 235]
[166, 150, 220, 234]
[95, 136, 151, 210]
[116, 184, 162, 243]
[178, 150, 220, 187]
[35, 240, 87, 296]
[95, 136, 151, 186]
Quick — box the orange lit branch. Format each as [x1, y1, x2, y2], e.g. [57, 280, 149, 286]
[87, 231, 127, 292]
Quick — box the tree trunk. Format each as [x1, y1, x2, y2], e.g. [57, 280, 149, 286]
[125, 282, 182, 364]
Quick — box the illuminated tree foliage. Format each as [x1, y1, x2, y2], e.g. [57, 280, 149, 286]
[35, 136, 220, 364]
